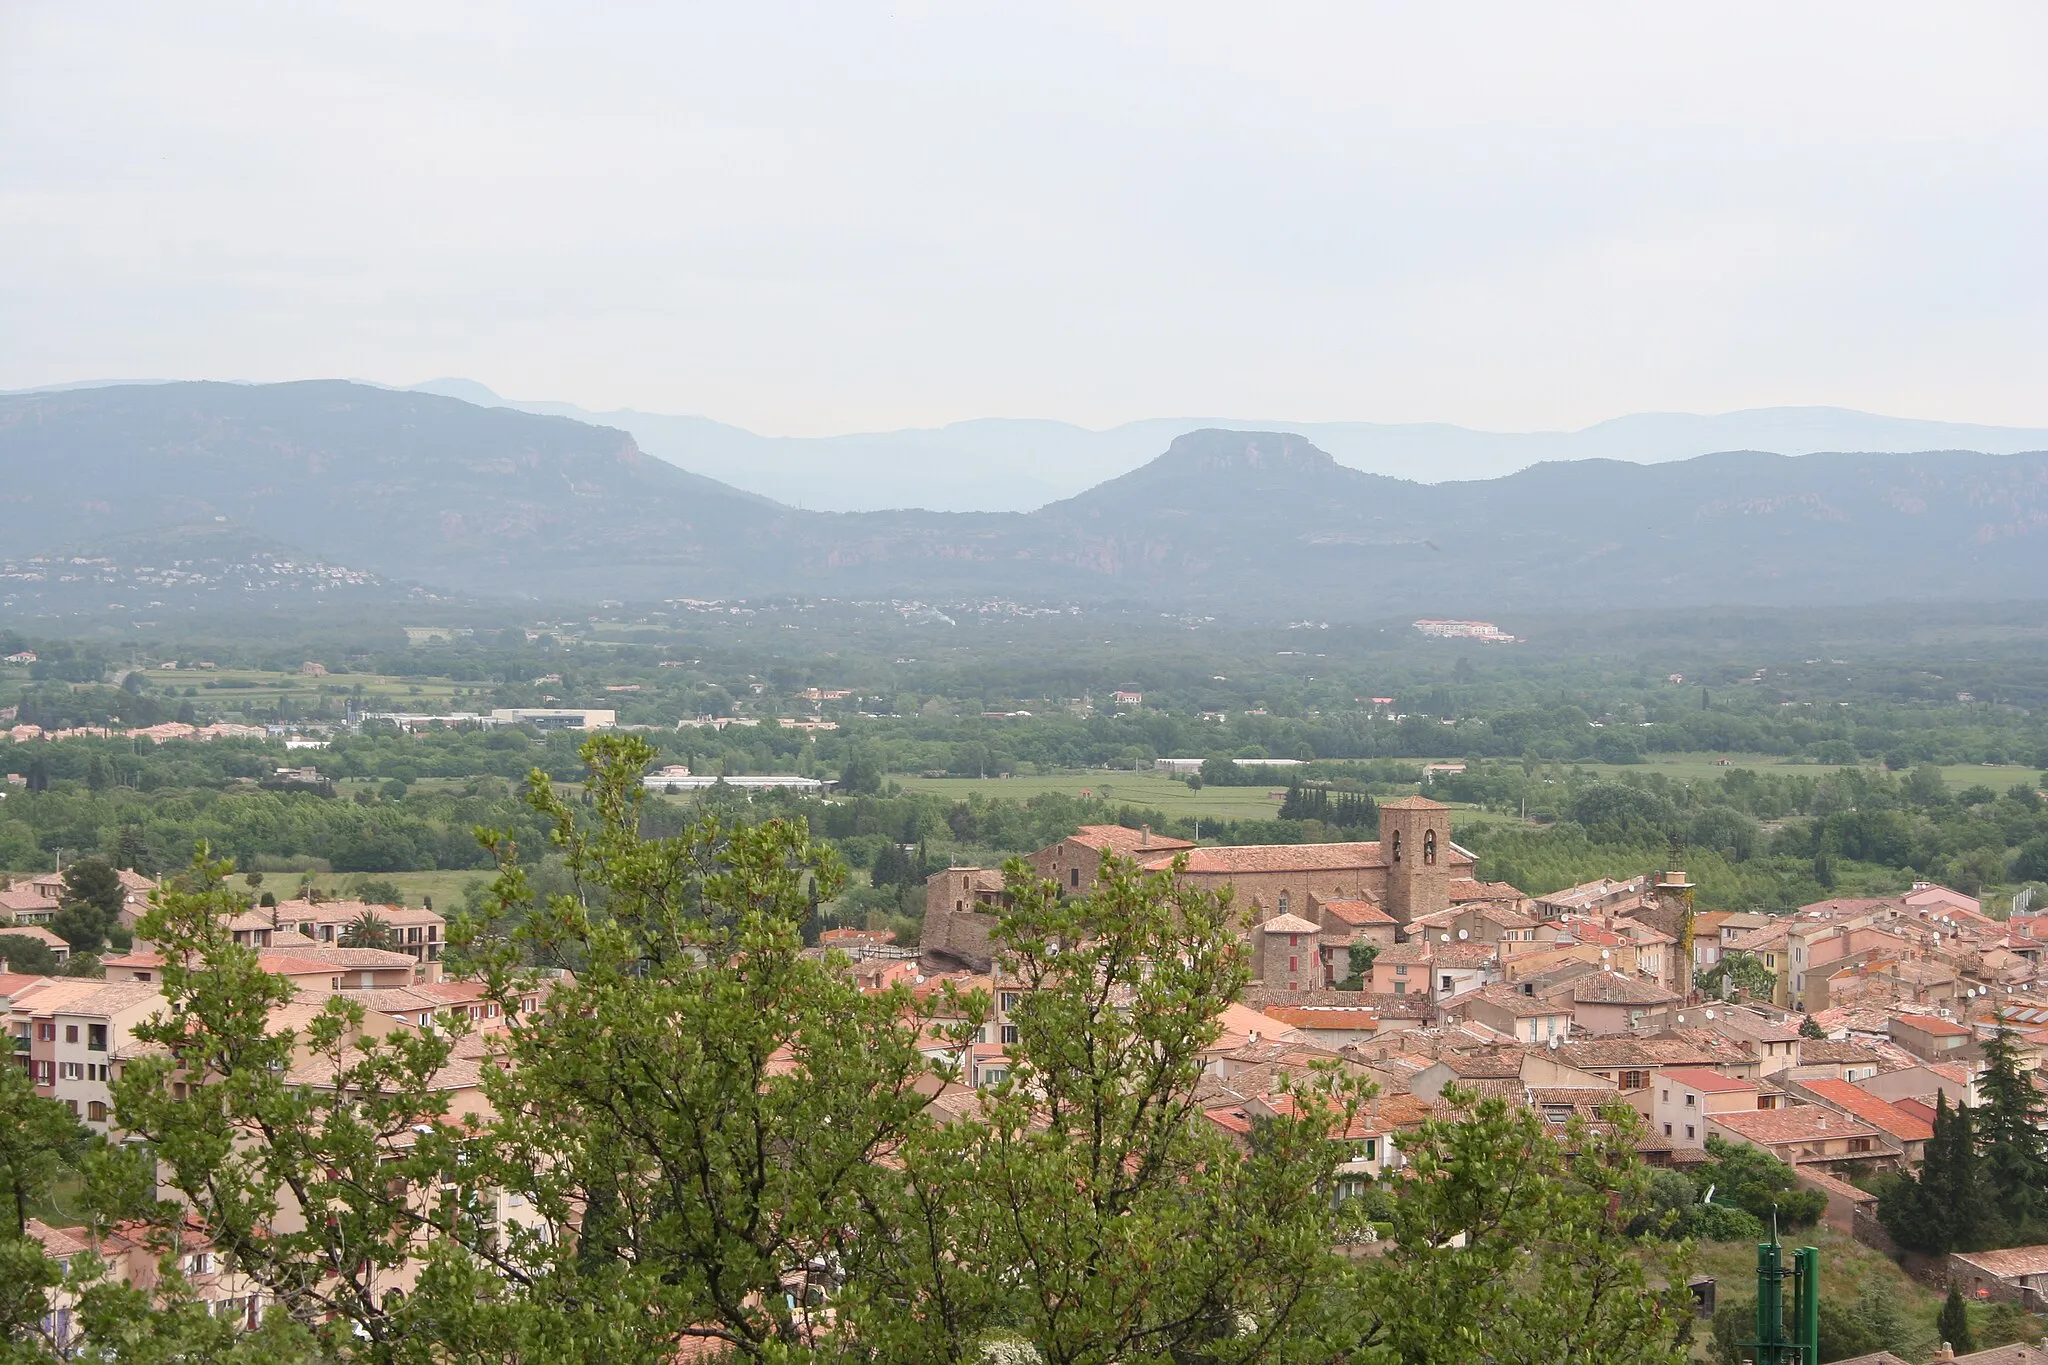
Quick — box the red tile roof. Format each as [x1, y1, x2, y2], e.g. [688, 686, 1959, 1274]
[1798, 1078, 1935, 1142]
[1896, 1013, 1971, 1038]
[1066, 825, 1195, 856]
[1655, 1066, 1758, 1094]
[1145, 842, 1388, 874]
[1319, 898, 1394, 926]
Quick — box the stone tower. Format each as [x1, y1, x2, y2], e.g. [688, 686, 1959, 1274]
[1380, 795, 1452, 926]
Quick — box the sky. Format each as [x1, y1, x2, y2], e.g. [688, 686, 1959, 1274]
[3, 2, 2045, 437]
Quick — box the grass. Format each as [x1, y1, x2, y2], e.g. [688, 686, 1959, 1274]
[1685, 1225, 1950, 1360]
[285, 869, 492, 909]
[27, 1170, 92, 1229]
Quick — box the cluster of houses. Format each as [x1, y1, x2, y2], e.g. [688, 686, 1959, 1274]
[2, 720, 270, 745]
[6, 889, 573, 1352]
[914, 801, 2048, 1312]
[17, 793, 2048, 1349]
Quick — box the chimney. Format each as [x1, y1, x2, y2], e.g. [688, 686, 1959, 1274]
[1930, 1343, 1956, 1362]
[1140, 825, 1150, 849]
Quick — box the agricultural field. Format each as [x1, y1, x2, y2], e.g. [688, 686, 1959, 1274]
[887, 769, 1511, 833]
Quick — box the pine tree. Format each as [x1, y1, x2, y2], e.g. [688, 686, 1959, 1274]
[1939, 1284, 1976, 1355]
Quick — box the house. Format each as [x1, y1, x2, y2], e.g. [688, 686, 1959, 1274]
[1540, 970, 1679, 1036]
[0, 883, 60, 926]
[1859, 1061, 1981, 1110]
[1254, 1005, 1387, 1049]
[1708, 1105, 1885, 1166]
[268, 898, 446, 965]
[1258, 913, 1326, 991]
[36, 982, 167, 1132]
[1446, 983, 1572, 1046]
[1784, 1077, 1933, 1163]
[1891, 1013, 1974, 1062]
[1706, 1007, 1805, 1076]
[1947, 1246, 2048, 1310]
[1638, 1067, 1760, 1149]
[1787, 1039, 1886, 1084]
[0, 923, 70, 964]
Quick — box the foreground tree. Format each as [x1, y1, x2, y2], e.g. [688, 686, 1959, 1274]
[93, 738, 1704, 1364]
[851, 854, 1362, 1363]
[1335, 1093, 1695, 1365]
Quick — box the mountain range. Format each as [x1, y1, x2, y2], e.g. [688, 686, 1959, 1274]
[404, 377, 2048, 513]
[2, 380, 2046, 619]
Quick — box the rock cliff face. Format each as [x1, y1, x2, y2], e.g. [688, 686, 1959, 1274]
[4, 384, 2045, 615]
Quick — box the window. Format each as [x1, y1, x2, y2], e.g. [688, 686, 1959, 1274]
[1069, 867, 1080, 888]
[1000, 1025, 1019, 1046]
[65, 1025, 78, 1044]
[38, 1022, 55, 1042]
[34, 1061, 52, 1084]
[1392, 981, 1406, 996]
[999, 992, 1019, 1013]
[87, 1101, 108, 1123]
[87, 1025, 107, 1052]
[1363, 1137, 1378, 1162]
[1394, 964, 1406, 976]
[1685, 1124, 1695, 1141]
[1391, 831, 1402, 863]
[59, 1062, 83, 1080]
[1287, 933, 1300, 948]
[186, 1252, 212, 1276]
[1622, 1070, 1648, 1090]
[135, 973, 150, 983]
[1663, 1123, 1672, 1136]
[1423, 830, 1437, 866]
[1277, 893, 1290, 915]
[1848, 1137, 1873, 1154]
[1684, 1093, 1697, 1108]
[1440, 975, 1453, 992]
[979, 1068, 1008, 1090]
[1661, 1089, 1670, 1101]
[1288, 956, 1299, 973]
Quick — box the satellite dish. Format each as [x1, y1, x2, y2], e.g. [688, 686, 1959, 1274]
[1458, 929, 1469, 941]
[1705, 1009, 1717, 1019]
[1440, 933, 1451, 943]
[1547, 1035, 1560, 1050]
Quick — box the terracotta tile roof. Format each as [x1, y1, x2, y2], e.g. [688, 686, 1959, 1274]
[26, 1220, 90, 1257]
[1066, 824, 1194, 856]
[1896, 1013, 1971, 1038]
[1712, 1106, 1879, 1147]
[1798, 1078, 1934, 1142]
[0, 970, 51, 997]
[1449, 879, 1525, 903]
[1379, 795, 1448, 811]
[0, 924, 68, 949]
[48, 982, 165, 1017]
[1319, 898, 1394, 926]
[1376, 941, 1432, 966]
[1456, 984, 1568, 1019]
[1711, 1010, 1802, 1045]
[1951, 1245, 2048, 1279]
[1258, 912, 1321, 934]
[1799, 1039, 1883, 1065]
[1145, 841, 1388, 874]
[1557, 972, 1679, 1006]
[1259, 1006, 1383, 1031]
[1655, 1066, 1758, 1094]
[1557, 1037, 1717, 1070]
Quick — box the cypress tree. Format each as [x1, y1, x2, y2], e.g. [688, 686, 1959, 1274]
[1977, 1023, 2048, 1238]
[1939, 1284, 1975, 1355]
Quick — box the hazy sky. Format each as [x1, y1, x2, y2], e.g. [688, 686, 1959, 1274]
[3, 3, 2044, 435]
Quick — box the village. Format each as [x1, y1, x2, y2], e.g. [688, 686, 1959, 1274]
[12, 791, 2048, 1357]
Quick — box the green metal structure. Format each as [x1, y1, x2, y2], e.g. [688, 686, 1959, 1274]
[1741, 1229, 1820, 1365]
